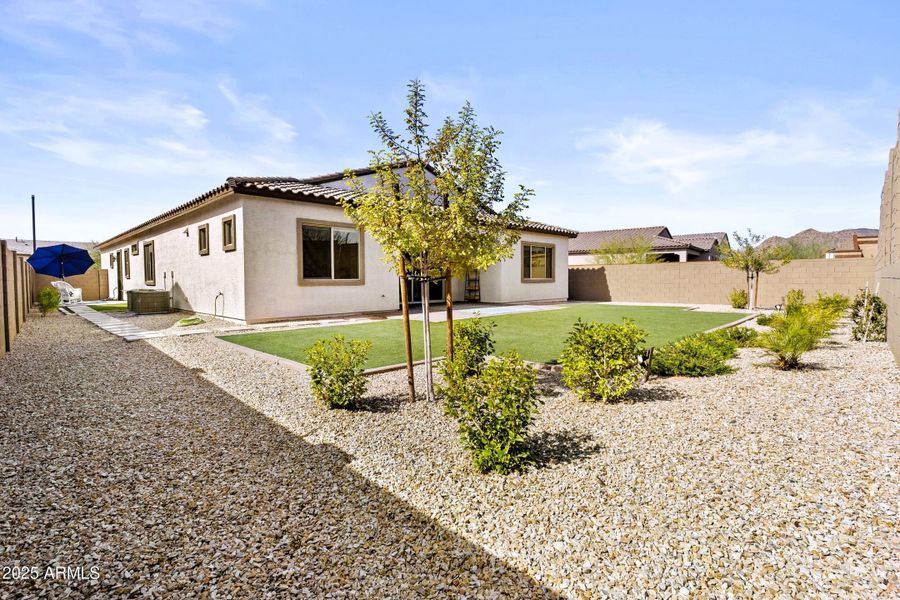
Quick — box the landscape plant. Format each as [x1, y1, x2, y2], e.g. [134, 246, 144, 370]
[438, 317, 496, 416]
[785, 289, 805, 314]
[305, 335, 372, 409]
[710, 326, 758, 348]
[37, 286, 60, 316]
[815, 292, 850, 314]
[652, 333, 736, 377]
[446, 352, 540, 474]
[720, 229, 791, 310]
[559, 318, 647, 402]
[728, 288, 749, 309]
[850, 290, 887, 342]
[343, 79, 530, 401]
[757, 304, 840, 369]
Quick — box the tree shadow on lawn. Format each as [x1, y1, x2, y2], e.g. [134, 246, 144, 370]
[2, 317, 561, 599]
[528, 429, 605, 469]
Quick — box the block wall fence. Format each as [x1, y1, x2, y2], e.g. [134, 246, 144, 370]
[877, 115, 900, 361]
[569, 258, 876, 308]
[32, 269, 109, 303]
[0, 241, 34, 355]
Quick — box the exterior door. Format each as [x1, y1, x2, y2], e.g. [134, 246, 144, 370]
[116, 250, 123, 300]
[402, 278, 444, 305]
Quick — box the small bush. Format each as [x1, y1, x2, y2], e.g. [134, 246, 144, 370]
[850, 290, 887, 342]
[37, 287, 60, 316]
[560, 319, 647, 402]
[728, 288, 749, 309]
[757, 305, 836, 369]
[785, 289, 806, 315]
[439, 317, 496, 417]
[305, 335, 371, 408]
[815, 292, 850, 314]
[652, 333, 736, 377]
[710, 326, 759, 348]
[450, 353, 540, 474]
[756, 313, 776, 327]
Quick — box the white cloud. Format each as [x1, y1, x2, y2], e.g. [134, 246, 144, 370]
[218, 81, 296, 143]
[577, 98, 889, 192]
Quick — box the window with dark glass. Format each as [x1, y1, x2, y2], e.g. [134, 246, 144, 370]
[222, 215, 236, 252]
[130, 243, 139, 256]
[143, 241, 155, 286]
[300, 223, 362, 281]
[124, 250, 131, 279]
[198, 223, 209, 256]
[523, 243, 554, 281]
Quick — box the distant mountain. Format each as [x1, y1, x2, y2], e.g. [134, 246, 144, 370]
[758, 228, 878, 252]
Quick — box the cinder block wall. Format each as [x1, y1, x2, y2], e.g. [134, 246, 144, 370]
[32, 269, 109, 302]
[877, 115, 900, 361]
[570, 258, 876, 308]
[0, 242, 33, 354]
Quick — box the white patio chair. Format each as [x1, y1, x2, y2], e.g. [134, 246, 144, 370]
[51, 280, 83, 305]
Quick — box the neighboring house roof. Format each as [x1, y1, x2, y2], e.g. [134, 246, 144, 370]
[671, 232, 728, 252]
[99, 173, 576, 248]
[2, 239, 97, 256]
[570, 226, 676, 255]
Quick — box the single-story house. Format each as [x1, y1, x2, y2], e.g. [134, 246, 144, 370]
[97, 166, 576, 323]
[825, 234, 879, 259]
[568, 226, 728, 265]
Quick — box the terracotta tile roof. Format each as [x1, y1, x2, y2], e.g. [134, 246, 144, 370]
[99, 173, 576, 248]
[671, 232, 727, 252]
[569, 226, 671, 254]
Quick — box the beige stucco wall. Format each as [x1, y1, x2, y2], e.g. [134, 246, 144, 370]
[877, 116, 900, 361]
[480, 233, 570, 303]
[101, 194, 247, 320]
[570, 258, 876, 307]
[241, 195, 399, 322]
[33, 269, 109, 302]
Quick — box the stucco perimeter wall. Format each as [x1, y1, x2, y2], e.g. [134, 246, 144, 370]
[480, 233, 570, 303]
[33, 269, 109, 302]
[101, 194, 247, 320]
[570, 258, 876, 307]
[877, 118, 900, 360]
[241, 195, 399, 323]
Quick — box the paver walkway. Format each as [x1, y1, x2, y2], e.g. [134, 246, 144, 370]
[69, 304, 212, 341]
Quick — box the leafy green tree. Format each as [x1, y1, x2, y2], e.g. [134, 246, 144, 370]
[590, 237, 661, 264]
[344, 80, 530, 399]
[778, 239, 828, 260]
[720, 229, 791, 310]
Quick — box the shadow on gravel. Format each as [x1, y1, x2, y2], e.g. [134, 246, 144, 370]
[0, 315, 561, 599]
[353, 393, 404, 413]
[528, 429, 604, 468]
[624, 385, 685, 404]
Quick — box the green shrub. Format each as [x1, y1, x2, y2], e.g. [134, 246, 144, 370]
[449, 353, 540, 474]
[785, 289, 806, 315]
[305, 335, 371, 408]
[37, 287, 60, 316]
[756, 313, 776, 327]
[815, 292, 850, 314]
[652, 333, 736, 377]
[710, 326, 759, 348]
[560, 319, 647, 402]
[850, 290, 887, 342]
[439, 317, 496, 417]
[728, 288, 749, 309]
[757, 305, 836, 369]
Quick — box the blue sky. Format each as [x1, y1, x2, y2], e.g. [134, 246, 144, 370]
[0, 0, 897, 243]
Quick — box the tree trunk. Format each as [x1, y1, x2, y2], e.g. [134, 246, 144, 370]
[752, 270, 761, 309]
[421, 278, 435, 401]
[399, 257, 415, 402]
[445, 269, 453, 362]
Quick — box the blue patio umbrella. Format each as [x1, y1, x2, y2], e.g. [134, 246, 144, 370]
[26, 244, 95, 279]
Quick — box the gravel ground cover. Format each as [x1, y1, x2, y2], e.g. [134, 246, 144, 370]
[0, 314, 555, 598]
[147, 316, 900, 597]
[2, 312, 897, 597]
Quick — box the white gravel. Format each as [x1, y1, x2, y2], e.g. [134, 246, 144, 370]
[2, 311, 897, 598]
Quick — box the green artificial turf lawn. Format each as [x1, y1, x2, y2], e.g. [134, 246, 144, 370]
[88, 303, 128, 312]
[220, 304, 748, 369]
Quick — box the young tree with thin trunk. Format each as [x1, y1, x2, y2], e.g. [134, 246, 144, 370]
[720, 229, 791, 310]
[590, 237, 661, 265]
